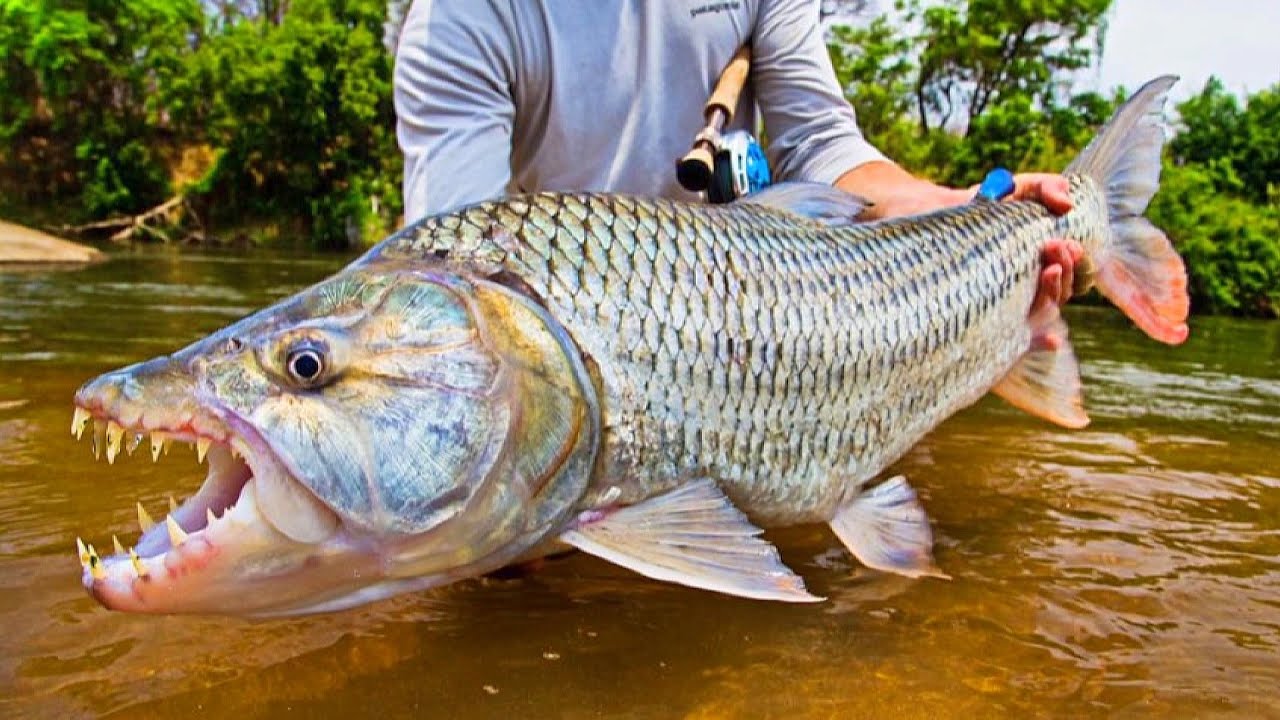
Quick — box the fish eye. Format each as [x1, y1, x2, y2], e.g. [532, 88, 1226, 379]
[286, 347, 326, 385]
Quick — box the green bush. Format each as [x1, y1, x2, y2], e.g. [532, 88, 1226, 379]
[1149, 161, 1280, 317]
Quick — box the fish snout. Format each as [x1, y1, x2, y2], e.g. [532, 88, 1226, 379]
[73, 354, 221, 441]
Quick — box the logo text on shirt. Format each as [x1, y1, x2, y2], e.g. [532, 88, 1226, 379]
[690, 1, 740, 18]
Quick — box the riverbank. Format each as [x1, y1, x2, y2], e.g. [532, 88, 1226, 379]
[0, 220, 104, 265]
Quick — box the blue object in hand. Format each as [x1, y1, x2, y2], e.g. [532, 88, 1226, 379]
[977, 167, 1015, 202]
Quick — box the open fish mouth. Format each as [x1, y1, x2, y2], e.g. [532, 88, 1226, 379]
[68, 395, 350, 615]
[72, 405, 251, 584]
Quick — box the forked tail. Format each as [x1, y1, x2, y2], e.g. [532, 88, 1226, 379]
[1067, 75, 1190, 344]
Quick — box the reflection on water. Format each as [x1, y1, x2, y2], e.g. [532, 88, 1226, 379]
[1, 250, 1278, 719]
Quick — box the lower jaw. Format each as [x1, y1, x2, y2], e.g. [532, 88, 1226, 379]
[85, 530, 372, 616]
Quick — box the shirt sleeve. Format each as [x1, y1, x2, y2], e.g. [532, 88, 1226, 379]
[393, 0, 517, 223]
[751, 0, 888, 185]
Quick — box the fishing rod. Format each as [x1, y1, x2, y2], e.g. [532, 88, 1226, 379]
[676, 45, 772, 204]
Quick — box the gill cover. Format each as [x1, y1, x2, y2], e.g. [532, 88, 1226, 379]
[205, 263, 600, 576]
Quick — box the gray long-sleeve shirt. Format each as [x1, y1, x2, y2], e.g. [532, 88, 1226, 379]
[393, 0, 886, 223]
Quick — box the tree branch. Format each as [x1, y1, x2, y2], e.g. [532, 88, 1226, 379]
[58, 194, 188, 244]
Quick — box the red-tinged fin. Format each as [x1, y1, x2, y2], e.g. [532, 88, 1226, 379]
[1066, 75, 1190, 345]
[1093, 217, 1190, 344]
[560, 478, 822, 603]
[829, 475, 947, 579]
[992, 307, 1090, 429]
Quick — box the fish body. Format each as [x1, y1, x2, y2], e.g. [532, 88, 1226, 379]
[71, 77, 1188, 615]
[371, 176, 1103, 527]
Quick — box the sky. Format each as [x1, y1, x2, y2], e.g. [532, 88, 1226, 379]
[1091, 0, 1280, 100]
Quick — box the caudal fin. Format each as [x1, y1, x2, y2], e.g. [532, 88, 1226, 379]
[1067, 75, 1190, 345]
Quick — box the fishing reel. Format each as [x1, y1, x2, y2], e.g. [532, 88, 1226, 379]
[705, 130, 772, 204]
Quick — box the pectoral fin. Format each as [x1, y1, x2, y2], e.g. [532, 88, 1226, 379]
[559, 479, 822, 603]
[830, 476, 947, 579]
[992, 307, 1089, 429]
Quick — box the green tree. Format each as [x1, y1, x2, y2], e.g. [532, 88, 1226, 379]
[1149, 160, 1280, 317]
[0, 0, 202, 213]
[904, 0, 1111, 133]
[1172, 77, 1280, 205]
[168, 0, 400, 248]
[828, 17, 914, 145]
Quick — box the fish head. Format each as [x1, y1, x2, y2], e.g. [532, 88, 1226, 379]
[72, 262, 599, 616]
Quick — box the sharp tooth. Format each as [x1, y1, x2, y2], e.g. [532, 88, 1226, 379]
[196, 437, 211, 463]
[92, 420, 105, 459]
[136, 502, 156, 533]
[112, 534, 125, 556]
[76, 537, 90, 567]
[127, 432, 143, 455]
[166, 516, 188, 547]
[169, 495, 179, 513]
[129, 548, 148, 578]
[206, 507, 217, 527]
[150, 432, 167, 462]
[106, 422, 124, 464]
[87, 545, 105, 580]
[72, 407, 90, 438]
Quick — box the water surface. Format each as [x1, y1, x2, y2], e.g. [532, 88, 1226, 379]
[2, 250, 1278, 719]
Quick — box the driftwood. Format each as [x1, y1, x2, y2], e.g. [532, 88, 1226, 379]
[58, 194, 202, 244]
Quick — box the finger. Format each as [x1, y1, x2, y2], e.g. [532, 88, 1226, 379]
[1041, 240, 1076, 305]
[1031, 264, 1062, 317]
[1031, 331, 1062, 352]
[1011, 173, 1073, 214]
[1041, 239, 1068, 266]
[1067, 239, 1085, 264]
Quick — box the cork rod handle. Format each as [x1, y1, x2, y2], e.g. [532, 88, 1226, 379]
[704, 45, 751, 122]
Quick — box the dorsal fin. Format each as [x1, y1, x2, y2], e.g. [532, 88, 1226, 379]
[737, 182, 872, 226]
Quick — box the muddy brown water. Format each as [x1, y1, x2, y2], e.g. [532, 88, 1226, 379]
[1, 250, 1278, 719]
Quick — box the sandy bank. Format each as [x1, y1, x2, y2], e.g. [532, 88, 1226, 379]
[0, 220, 104, 265]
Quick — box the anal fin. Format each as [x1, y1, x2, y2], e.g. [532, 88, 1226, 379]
[992, 305, 1089, 429]
[559, 479, 821, 603]
[830, 476, 947, 579]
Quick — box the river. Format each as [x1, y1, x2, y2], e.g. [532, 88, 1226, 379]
[2, 250, 1277, 718]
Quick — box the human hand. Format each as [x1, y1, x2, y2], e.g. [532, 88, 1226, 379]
[834, 164, 1085, 317]
[1002, 173, 1084, 319]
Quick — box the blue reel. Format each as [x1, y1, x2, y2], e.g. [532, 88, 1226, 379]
[709, 130, 772, 203]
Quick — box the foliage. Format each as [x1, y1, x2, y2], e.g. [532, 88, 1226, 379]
[165, 0, 401, 248]
[0, 0, 201, 212]
[902, 0, 1111, 133]
[0, 0, 398, 247]
[1152, 130, 1280, 318]
[1171, 78, 1280, 206]
[828, 18, 914, 146]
